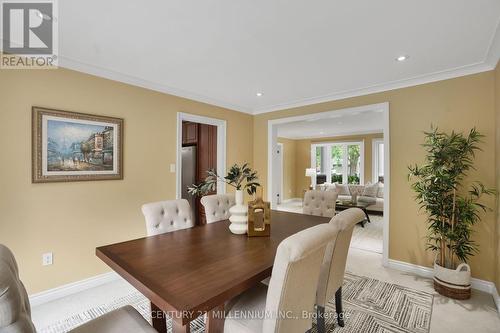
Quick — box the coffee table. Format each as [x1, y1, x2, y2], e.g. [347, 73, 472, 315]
[335, 200, 371, 227]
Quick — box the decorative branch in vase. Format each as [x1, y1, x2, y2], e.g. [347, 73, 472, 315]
[188, 163, 261, 234]
[408, 126, 496, 299]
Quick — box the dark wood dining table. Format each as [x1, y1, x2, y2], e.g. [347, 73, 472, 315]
[96, 210, 330, 333]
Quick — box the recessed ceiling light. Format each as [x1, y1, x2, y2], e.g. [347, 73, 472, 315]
[319, 131, 325, 135]
[396, 55, 409, 62]
[256, 92, 263, 97]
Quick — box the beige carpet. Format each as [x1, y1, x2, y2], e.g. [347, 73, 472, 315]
[349, 214, 383, 253]
[277, 200, 383, 254]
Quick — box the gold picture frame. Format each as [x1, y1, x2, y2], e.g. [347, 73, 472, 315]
[32, 106, 124, 183]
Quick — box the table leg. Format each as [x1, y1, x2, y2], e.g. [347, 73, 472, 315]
[151, 302, 167, 333]
[172, 319, 191, 333]
[205, 304, 225, 333]
[363, 209, 371, 223]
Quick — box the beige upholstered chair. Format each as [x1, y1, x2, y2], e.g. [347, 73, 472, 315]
[224, 223, 339, 333]
[141, 199, 194, 236]
[303, 190, 338, 217]
[316, 208, 365, 332]
[0, 245, 35, 333]
[0, 244, 156, 333]
[200, 193, 235, 223]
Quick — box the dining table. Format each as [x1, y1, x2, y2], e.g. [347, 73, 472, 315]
[96, 210, 330, 333]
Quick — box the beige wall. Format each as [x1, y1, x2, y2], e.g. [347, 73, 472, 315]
[495, 62, 500, 292]
[277, 138, 297, 200]
[293, 133, 383, 196]
[254, 71, 497, 282]
[1, 64, 499, 293]
[0, 68, 253, 293]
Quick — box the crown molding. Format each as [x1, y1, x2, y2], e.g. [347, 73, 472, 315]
[485, 16, 500, 69]
[4, 19, 500, 117]
[57, 56, 253, 114]
[252, 61, 494, 115]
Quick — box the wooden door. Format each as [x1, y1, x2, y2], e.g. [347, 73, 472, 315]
[196, 124, 217, 225]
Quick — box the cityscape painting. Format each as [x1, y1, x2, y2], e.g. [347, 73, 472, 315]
[32, 107, 123, 183]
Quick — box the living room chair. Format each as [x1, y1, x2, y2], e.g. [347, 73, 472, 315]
[141, 199, 194, 236]
[0, 244, 157, 333]
[224, 223, 339, 333]
[315, 208, 365, 332]
[200, 193, 235, 223]
[303, 190, 338, 217]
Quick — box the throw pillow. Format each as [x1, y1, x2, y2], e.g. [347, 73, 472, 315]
[336, 184, 350, 196]
[325, 183, 337, 191]
[377, 183, 384, 198]
[362, 182, 379, 197]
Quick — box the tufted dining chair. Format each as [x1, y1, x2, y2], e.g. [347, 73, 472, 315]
[303, 190, 338, 218]
[224, 223, 339, 333]
[141, 199, 194, 236]
[200, 193, 235, 223]
[0, 244, 157, 333]
[316, 208, 365, 332]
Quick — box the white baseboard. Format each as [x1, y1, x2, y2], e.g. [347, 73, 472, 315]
[29, 272, 121, 307]
[387, 259, 499, 299]
[493, 284, 500, 314]
[281, 198, 302, 203]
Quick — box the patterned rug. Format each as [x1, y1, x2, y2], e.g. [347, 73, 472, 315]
[40, 273, 432, 333]
[315, 273, 433, 333]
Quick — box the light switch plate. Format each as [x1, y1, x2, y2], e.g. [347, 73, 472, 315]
[42, 252, 53, 266]
[170, 164, 176, 173]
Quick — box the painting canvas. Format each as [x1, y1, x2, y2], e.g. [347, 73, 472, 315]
[33, 107, 123, 182]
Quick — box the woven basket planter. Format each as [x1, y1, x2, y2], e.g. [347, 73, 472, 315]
[433, 262, 471, 300]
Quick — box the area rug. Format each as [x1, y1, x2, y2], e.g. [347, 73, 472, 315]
[312, 273, 434, 333]
[39, 273, 432, 333]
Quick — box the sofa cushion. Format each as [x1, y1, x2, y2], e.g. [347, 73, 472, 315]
[336, 184, 350, 196]
[362, 182, 379, 197]
[366, 198, 384, 212]
[358, 196, 377, 204]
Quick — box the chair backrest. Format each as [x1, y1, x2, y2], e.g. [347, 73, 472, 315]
[316, 208, 365, 307]
[0, 244, 36, 333]
[141, 199, 194, 236]
[200, 194, 235, 223]
[263, 224, 339, 333]
[303, 190, 338, 217]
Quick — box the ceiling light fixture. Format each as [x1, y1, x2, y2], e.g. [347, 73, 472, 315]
[256, 92, 263, 97]
[396, 55, 409, 62]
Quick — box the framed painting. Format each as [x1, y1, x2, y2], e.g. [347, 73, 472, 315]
[32, 107, 123, 183]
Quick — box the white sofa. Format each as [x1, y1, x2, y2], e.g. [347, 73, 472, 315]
[316, 182, 384, 213]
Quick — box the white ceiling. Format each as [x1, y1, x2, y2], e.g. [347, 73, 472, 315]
[277, 108, 384, 139]
[8, 1, 500, 114]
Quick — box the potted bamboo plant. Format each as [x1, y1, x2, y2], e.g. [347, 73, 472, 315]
[188, 163, 260, 234]
[408, 127, 495, 299]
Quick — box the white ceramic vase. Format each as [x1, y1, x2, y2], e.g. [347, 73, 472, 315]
[229, 190, 248, 234]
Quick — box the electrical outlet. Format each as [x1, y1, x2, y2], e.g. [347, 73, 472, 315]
[42, 252, 53, 266]
[170, 164, 176, 173]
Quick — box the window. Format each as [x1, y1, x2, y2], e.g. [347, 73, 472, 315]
[372, 139, 384, 183]
[311, 141, 364, 184]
